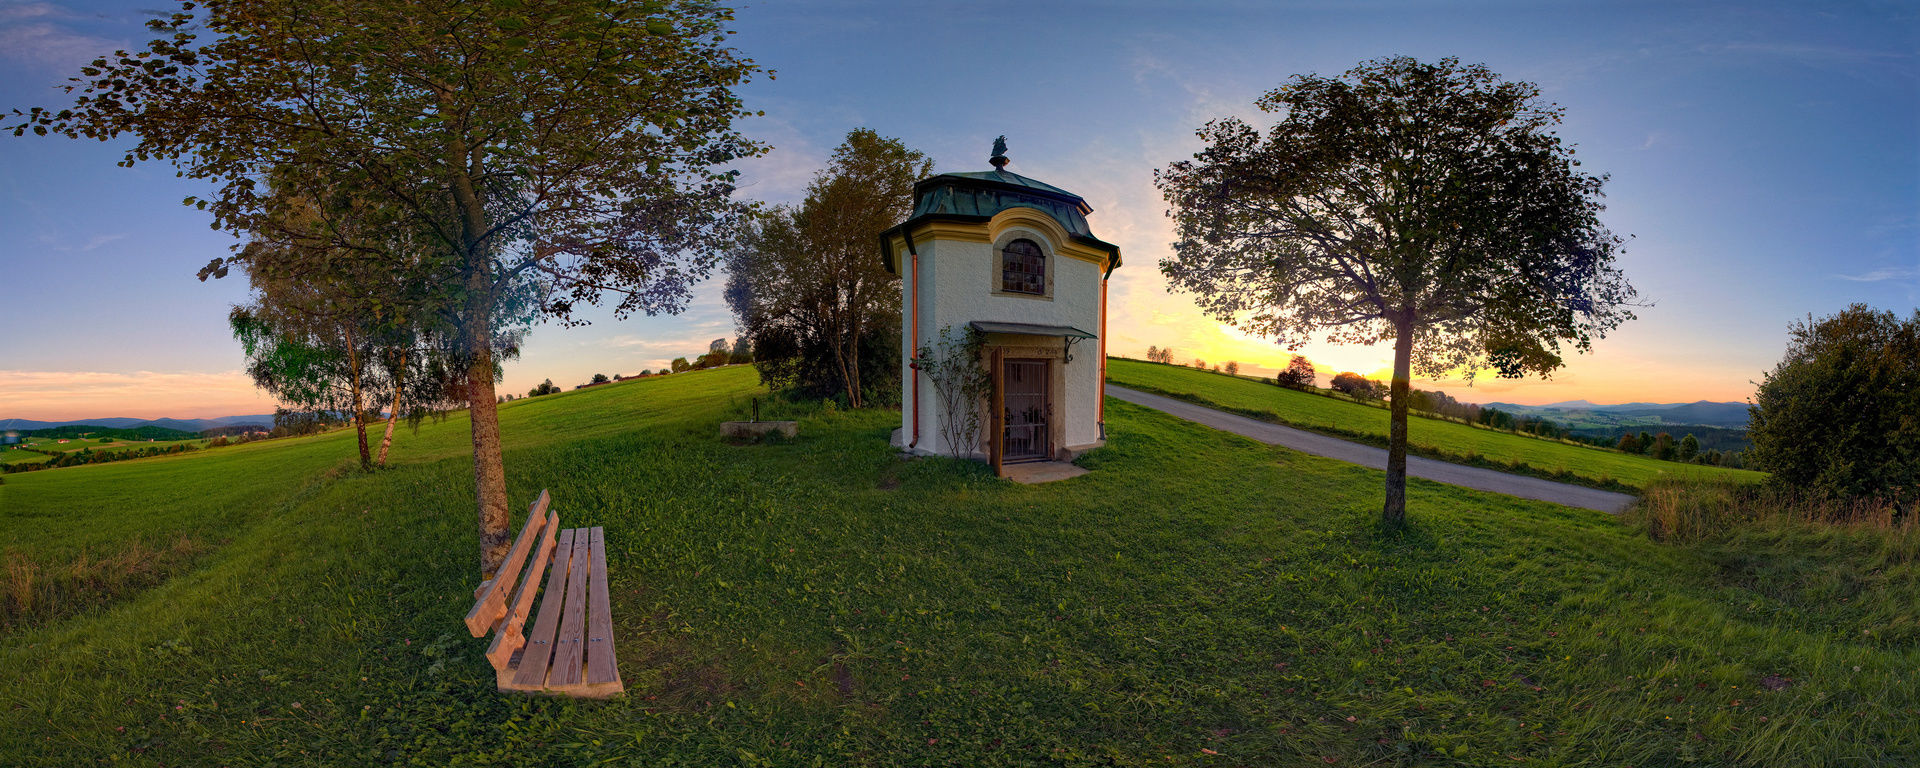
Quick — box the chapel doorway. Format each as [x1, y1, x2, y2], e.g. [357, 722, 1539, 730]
[1002, 358, 1051, 462]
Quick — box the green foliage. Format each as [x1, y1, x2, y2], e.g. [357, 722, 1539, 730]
[1677, 433, 1700, 463]
[1156, 56, 1637, 524]
[915, 325, 990, 456]
[1652, 432, 1676, 461]
[527, 379, 560, 397]
[0, 366, 1911, 765]
[12, 0, 767, 572]
[20, 425, 197, 442]
[590, 373, 610, 385]
[670, 357, 691, 373]
[1617, 433, 1640, 454]
[726, 129, 931, 407]
[1329, 371, 1377, 401]
[1274, 354, 1315, 389]
[1749, 304, 1920, 511]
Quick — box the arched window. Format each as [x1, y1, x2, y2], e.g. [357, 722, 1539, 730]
[1000, 238, 1046, 295]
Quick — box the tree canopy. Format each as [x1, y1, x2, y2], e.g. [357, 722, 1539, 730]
[1749, 304, 1919, 512]
[725, 128, 932, 406]
[1157, 57, 1636, 524]
[13, 0, 765, 573]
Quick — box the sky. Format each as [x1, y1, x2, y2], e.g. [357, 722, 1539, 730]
[0, 0, 1914, 420]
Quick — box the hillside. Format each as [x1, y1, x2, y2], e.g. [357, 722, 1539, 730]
[1, 366, 1910, 766]
[0, 415, 275, 433]
[1483, 400, 1752, 430]
[19, 424, 201, 441]
[1105, 358, 1762, 490]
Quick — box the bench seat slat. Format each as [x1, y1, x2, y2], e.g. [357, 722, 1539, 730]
[585, 527, 620, 686]
[511, 527, 575, 688]
[549, 527, 592, 687]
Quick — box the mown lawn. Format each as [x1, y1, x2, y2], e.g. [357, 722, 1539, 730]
[1106, 358, 1763, 491]
[1, 366, 1911, 766]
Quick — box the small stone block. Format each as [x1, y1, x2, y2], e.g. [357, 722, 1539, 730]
[720, 421, 797, 439]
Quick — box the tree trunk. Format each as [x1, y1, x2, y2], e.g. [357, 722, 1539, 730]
[449, 127, 511, 577]
[464, 268, 510, 577]
[1383, 316, 1414, 527]
[346, 326, 372, 472]
[828, 317, 860, 408]
[845, 313, 864, 409]
[376, 349, 405, 468]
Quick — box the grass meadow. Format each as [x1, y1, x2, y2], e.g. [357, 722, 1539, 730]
[1106, 358, 1763, 491]
[1, 365, 1912, 765]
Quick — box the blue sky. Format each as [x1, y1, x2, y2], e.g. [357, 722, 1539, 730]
[0, 0, 1914, 419]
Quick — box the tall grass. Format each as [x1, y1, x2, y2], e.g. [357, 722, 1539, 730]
[1630, 478, 1917, 546]
[1, 535, 211, 632]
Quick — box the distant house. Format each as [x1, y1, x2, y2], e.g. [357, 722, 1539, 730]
[57, 439, 70, 444]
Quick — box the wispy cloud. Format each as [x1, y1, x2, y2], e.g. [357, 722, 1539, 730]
[1834, 266, 1920, 282]
[80, 232, 126, 251]
[0, 2, 120, 71]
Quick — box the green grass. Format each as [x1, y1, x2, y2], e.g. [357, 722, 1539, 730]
[1, 448, 51, 466]
[1107, 357, 1763, 491]
[18, 436, 210, 455]
[2, 366, 1912, 766]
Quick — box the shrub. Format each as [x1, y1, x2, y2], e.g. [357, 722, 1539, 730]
[1749, 304, 1919, 511]
[1330, 371, 1375, 400]
[915, 325, 989, 456]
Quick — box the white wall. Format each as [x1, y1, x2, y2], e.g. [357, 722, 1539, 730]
[898, 217, 1108, 458]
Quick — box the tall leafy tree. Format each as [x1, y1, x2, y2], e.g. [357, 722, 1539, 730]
[227, 181, 484, 472]
[1749, 304, 1919, 511]
[13, 0, 764, 574]
[1156, 57, 1637, 525]
[725, 129, 932, 407]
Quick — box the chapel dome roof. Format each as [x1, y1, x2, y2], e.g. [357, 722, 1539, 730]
[880, 162, 1121, 276]
[905, 169, 1096, 239]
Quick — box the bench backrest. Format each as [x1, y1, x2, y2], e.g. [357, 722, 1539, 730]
[464, 490, 558, 668]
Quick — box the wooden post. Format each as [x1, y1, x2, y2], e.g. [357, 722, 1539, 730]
[990, 347, 1004, 476]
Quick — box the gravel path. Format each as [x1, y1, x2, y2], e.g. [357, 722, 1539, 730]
[1108, 386, 1638, 514]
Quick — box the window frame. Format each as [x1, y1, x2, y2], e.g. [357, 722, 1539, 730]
[993, 235, 1052, 300]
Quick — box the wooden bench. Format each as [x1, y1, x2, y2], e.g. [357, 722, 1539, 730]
[462, 490, 623, 698]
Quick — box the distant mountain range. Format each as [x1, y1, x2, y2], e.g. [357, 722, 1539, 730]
[1481, 400, 1752, 430]
[0, 415, 276, 433]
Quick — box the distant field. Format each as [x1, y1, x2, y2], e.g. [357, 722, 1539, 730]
[1106, 358, 1763, 490]
[0, 448, 50, 466]
[31, 437, 208, 451]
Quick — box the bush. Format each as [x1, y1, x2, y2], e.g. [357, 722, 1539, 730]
[1330, 371, 1376, 400]
[1749, 304, 1919, 511]
[1274, 354, 1315, 389]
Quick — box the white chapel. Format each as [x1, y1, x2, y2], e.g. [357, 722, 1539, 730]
[881, 139, 1122, 475]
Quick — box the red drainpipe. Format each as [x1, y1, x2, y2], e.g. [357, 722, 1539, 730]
[1099, 276, 1108, 435]
[908, 241, 922, 450]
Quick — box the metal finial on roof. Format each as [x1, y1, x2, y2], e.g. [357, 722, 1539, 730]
[989, 135, 1009, 170]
